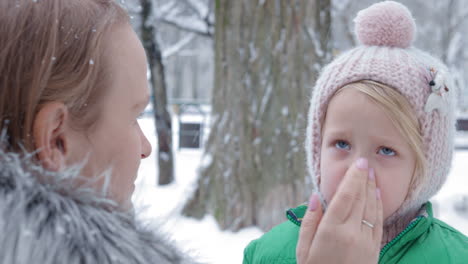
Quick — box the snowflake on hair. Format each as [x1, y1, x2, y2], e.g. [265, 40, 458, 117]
[424, 67, 449, 115]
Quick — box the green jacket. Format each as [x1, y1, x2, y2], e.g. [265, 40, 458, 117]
[243, 202, 468, 264]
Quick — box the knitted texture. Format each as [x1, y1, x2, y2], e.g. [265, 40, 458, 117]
[305, 1, 456, 221]
[354, 1, 415, 48]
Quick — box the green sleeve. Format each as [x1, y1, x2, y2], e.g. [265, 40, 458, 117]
[243, 239, 257, 264]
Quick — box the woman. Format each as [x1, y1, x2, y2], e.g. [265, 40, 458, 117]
[0, 0, 192, 263]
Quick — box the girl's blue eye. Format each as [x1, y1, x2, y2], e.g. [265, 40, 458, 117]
[335, 140, 350, 150]
[379, 147, 396, 156]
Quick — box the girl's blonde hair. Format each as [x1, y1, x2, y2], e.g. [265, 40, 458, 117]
[335, 80, 426, 184]
[0, 0, 128, 152]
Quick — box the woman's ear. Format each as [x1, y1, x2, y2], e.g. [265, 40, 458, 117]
[33, 102, 70, 171]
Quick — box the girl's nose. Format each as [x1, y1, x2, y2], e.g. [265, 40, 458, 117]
[355, 157, 369, 170]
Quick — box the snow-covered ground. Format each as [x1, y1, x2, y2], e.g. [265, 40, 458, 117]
[133, 117, 468, 263]
[455, 131, 468, 150]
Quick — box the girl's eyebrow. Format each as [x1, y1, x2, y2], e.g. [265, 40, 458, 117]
[323, 130, 351, 138]
[368, 134, 405, 147]
[324, 130, 406, 147]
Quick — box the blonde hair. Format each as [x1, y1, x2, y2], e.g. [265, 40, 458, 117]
[0, 0, 128, 152]
[335, 80, 426, 184]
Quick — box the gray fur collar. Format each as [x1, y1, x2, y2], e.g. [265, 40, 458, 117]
[0, 149, 193, 264]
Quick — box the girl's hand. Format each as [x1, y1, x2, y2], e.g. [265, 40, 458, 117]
[296, 158, 383, 264]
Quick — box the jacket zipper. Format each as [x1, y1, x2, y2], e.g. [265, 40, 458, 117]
[286, 209, 302, 226]
[378, 216, 423, 262]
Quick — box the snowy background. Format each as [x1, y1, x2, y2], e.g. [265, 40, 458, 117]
[132, 116, 263, 264]
[132, 116, 468, 264]
[122, 1, 468, 263]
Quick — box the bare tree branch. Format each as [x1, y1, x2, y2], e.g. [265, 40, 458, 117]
[162, 33, 197, 59]
[332, 0, 356, 47]
[157, 0, 179, 18]
[160, 15, 213, 37]
[450, 9, 468, 31]
[183, 0, 209, 18]
[155, 0, 214, 38]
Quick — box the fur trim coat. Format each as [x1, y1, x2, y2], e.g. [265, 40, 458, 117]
[0, 149, 194, 264]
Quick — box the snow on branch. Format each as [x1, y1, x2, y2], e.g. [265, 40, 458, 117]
[304, 26, 324, 58]
[156, 0, 214, 38]
[157, 1, 179, 18]
[162, 33, 196, 59]
[447, 32, 462, 65]
[161, 14, 213, 37]
[449, 9, 468, 31]
[183, 0, 210, 18]
[332, 0, 352, 12]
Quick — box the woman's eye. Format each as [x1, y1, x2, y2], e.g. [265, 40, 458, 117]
[379, 147, 396, 156]
[335, 140, 350, 150]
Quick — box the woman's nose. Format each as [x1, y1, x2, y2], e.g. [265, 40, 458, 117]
[141, 133, 152, 159]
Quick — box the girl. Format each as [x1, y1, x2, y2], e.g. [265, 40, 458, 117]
[0, 0, 193, 263]
[244, 1, 468, 263]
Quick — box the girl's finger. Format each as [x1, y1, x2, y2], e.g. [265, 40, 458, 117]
[373, 188, 384, 243]
[326, 158, 369, 224]
[296, 193, 323, 264]
[362, 168, 377, 233]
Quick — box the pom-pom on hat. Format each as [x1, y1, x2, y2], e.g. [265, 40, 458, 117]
[306, 1, 456, 221]
[354, 1, 416, 48]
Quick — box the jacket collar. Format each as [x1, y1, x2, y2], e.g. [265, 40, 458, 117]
[285, 201, 433, 258]
[0, 148, 193, 264]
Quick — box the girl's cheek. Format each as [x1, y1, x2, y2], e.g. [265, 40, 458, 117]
[374, 154, 403, 170]
[324, 144, 350, 158]
[321, 169, 344, 203]
[320, 152, 349, 203]
[332, 148, 349, 160]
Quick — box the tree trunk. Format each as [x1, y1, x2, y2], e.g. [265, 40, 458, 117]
[183, 0, 332, 231]
[140, 0, 175, 185]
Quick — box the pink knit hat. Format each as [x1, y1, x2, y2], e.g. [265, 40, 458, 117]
[306, 1, 456, 219]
